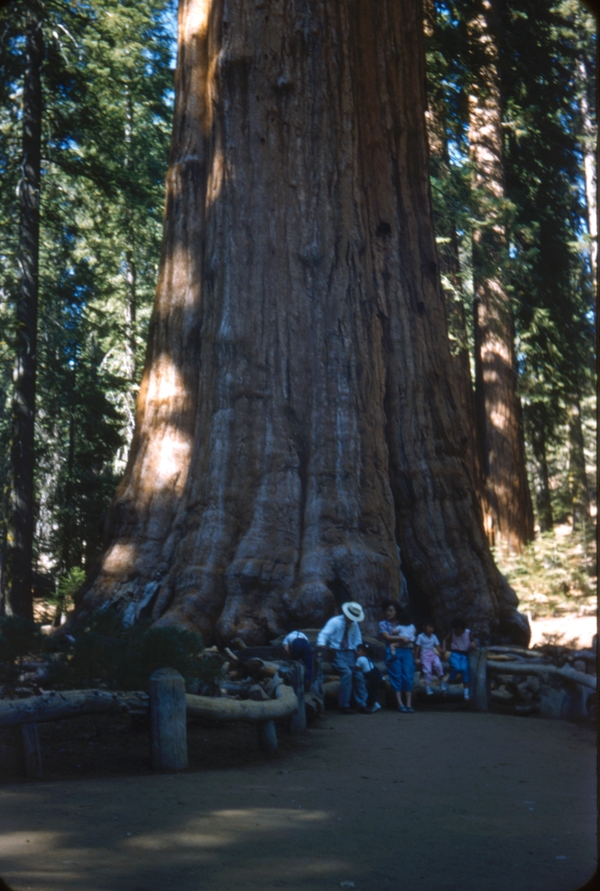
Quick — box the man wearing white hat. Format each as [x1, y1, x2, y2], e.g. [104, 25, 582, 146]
[317, 602, 370, 714]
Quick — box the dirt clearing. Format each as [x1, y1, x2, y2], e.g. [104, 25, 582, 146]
[0, 704, 595, 891]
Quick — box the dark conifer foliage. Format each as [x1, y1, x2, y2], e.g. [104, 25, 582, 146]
[0, 0, 174, 613]
[425, 0, 596, 545]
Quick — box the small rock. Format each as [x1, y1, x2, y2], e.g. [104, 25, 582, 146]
[340, 883, 355, 889]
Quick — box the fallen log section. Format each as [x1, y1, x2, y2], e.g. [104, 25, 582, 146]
[487, 660, 596, 690]
[0, 684, 298, 728]
[186, 683, 298, 722]
[0, 689, 149, 727]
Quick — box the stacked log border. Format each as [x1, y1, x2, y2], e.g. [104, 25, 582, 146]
[0, 672, 299, 778]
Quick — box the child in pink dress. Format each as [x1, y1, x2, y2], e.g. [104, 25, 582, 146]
[415, 621, 446, 694]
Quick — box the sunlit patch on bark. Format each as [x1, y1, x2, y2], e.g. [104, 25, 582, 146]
[103, 542, 137, 575]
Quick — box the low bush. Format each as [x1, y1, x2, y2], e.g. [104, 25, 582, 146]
[45, 609, 225, 693]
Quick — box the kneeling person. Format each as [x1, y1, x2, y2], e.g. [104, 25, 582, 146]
[282, 630, 314, 688]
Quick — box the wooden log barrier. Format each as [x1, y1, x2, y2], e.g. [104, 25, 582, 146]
[286, 661, 306, 733]
[185, 681, 298, 723]
[469, 647, 488, 711]
[256, 719, 278, 753]
[0, 671, 300, 777]
[0, 689, 149, 726]
[20, 723, 42, 779]
[149, 668, 188, 772]
[487, 660, 596, 690]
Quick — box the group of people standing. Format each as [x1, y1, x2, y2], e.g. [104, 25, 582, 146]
[285, 600, 476, 714]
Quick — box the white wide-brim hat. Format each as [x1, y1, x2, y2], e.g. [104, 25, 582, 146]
[341, 601, 365, 623]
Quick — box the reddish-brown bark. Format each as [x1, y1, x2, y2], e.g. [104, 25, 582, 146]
[77, 0, 529, 647]
[467, 0, 534, 553]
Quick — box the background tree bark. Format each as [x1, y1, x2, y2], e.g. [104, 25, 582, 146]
[423, 0, 483, 502]
[77, 0, 529, 647]
[8, 7, 43, 619]
[467, 0, 534, 554]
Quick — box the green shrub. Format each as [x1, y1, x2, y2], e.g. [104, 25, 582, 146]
[45, 609, 224, 693]
[494, 524, 597, 618]
[54, 567, 86, 615]
[115, 625, 206, 691]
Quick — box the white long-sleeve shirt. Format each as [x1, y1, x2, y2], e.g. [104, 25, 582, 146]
[316, 615, 362, 651]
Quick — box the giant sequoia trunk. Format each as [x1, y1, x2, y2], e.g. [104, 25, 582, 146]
[467, 0, 534, 553]
[78, 0, 529, 646]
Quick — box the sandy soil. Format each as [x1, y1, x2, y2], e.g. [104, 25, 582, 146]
[528, 615, 597, 649]
[0, 704, 596, 891]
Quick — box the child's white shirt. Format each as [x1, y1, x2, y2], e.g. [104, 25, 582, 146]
[396, 624, 416, 643]
[282, 631, 309, 646]
[415, 632, 440, 651]
[356, 655, 375, 673]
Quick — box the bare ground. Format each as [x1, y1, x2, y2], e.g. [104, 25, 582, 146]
[0, 702, 596, 891]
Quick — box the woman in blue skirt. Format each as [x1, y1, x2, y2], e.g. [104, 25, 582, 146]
[379, 601, 417, 712]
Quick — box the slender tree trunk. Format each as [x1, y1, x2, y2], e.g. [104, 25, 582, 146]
[568, 394, 589, 531]
[123, 92, 137, 380]
[8, 10, 43, 620]
[60, 404, 76, 576]
[123, 89, 138, 443]
[77, 0, 529, 647]
[468, 0, 533, 554]
[529, 423, 553, 534]
[0, 489, 8, 616]
[578, 58, 597, 289]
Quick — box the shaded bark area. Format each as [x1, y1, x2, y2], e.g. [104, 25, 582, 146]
[8, 10, 43, 620]
[78, 0, 529, 646]
[467, 0, 533, 554]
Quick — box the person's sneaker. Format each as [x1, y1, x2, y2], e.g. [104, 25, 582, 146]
[357, 706, 371, 714]
[398, 705, 408, 713]
[406, 706, 415, 713]
[463, 689, 470, 700]
[440, 682, 448, 692]
[426, 686, 433, 695]
[370, 702, 382, 713]
[340, 706, 356, 714]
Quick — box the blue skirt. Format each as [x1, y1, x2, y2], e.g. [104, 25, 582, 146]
[386, 647, 415, 692]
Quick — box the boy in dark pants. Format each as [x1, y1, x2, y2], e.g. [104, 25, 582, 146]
[356, 643, 382, 712]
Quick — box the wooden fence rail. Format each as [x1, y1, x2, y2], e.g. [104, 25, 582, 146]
[0, 671, 299, 778]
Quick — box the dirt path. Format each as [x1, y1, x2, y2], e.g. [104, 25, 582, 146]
[0, 706, 596, 891]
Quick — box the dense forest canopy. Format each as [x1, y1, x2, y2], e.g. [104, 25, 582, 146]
[0, 0, 595, 643]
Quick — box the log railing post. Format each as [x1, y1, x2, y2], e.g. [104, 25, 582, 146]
[469, 647, 488, 711]
[149, 668, 188, 771]
[256, 719, 278, 753]
[288, 661, 306, 733]
[20, 723, 42, 779]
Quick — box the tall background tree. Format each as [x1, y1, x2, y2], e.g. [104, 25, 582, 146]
[0, 0, 174, 615]
[424, 0, 596, 554]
